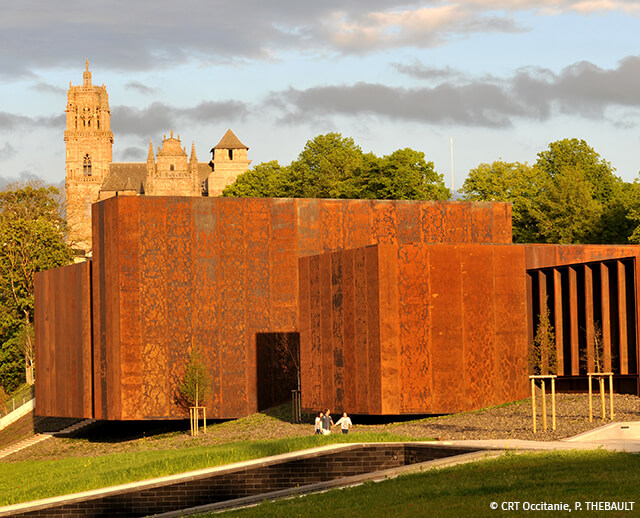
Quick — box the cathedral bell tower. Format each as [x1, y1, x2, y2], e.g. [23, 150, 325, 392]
[65, 61, 113, 254]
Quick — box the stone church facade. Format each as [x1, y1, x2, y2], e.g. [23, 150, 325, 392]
[65, 63, 250, 253]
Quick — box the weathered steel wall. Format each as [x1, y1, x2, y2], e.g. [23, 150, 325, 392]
[34, 261, 93, 418]
[299, 243, 529, 415]
[88, 197, 510, 420]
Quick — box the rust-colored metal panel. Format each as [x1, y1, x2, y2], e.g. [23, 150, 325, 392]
[491, 203, 512, 244]
[343, 200, 370, 250]
[469, 203, 493, 243]
[462, 245, 495, 410]
[601, 262, 612, 372]
[353, 247, 370, 414]
[444, 203, 469, 243]
[295, 199, 320, 258]
[420, 201, 444, 243]
[492, 245, 528, 403]
[554, 269, 565, 376]
[429, 245, 464, 411]
[370, 200, 397, 245]
[397, 243, 431, 412]
[397, 201, 421, 244]
[320, 200, 344, 252]
[569, 266, 579, 376]
[341, 248, 357, 413]
[319, 251, 334, 407]
[34, 261, 92, 418]
[365, 245, 382, 413]
[585, 265, 595, 372]
[377, 244, 400, 414]
[331, 250, 345, 410]
[525, 244, 640, 270]
[618, 260, 629, 375]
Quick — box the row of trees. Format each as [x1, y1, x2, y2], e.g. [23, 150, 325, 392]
[223, 133, 451, 201]
[226, 134, 640, 246]
[461, 138, 639, 244]
[0, 185, 73, 394]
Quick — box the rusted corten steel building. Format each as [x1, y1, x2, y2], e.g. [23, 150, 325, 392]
[35, 197, 513, 420]
[34, 196, 640, 420]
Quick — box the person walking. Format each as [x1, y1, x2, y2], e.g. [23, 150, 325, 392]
[321, 408, 333, 435]
[333, 412, 353, 434]
[314, 411, 324, 435]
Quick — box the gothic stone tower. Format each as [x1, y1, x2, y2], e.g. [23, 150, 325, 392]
[65, 62, 113, 253]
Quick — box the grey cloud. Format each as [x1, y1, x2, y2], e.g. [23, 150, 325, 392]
[112, 100, 250, 137]
[270, 56, 640, 127]
[0, 170, 44, 190]
[31, 82, 66, 95]
[0, 142, 17, 161]
[125, 81, 157, 95]
[392, 62, 463, 81]
[0, 112, 64, 130]
[118, 146, 146, 161]
[0, 0, 528, 76]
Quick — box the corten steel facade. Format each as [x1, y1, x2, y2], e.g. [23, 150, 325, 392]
[298, 244, 529, 415]
[34, 196, 511, 420]
[34, 261, 93, 419]
[525, 245, 640, 393]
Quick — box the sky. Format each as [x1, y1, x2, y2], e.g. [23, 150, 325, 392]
[1, 0, 640, 192]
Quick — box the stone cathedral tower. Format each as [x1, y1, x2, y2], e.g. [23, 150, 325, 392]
[65, 61, 113, 252]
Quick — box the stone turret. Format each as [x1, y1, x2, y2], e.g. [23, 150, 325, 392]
[208, 129, 250, 196]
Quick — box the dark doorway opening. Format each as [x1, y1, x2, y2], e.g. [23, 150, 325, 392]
[256, 332, 300, 411]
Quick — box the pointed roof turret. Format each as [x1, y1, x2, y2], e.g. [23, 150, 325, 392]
[190, 141, 198, 163]
[83, 60, 92, 87]
[212, 129, 248, 151]
[147, 140, 154, 162]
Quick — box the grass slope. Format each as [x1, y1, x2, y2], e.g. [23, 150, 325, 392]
[0, 432, 423, 506]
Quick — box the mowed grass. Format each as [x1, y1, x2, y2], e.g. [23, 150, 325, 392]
[0, 432, 423, 506]
[205, 450, 640, 518]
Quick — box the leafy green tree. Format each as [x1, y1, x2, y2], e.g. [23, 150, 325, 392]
[284, 133, 365, 198]
[222, 161, 288, 198]
[531, 166, 602, 244]
[0, 183, 73, 392]
[461, 161, 541, 243]
[224, 133, 449, 201]
[350, 148, 449, 201]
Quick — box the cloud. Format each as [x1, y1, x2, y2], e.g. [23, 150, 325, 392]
[125, 81, 157, 95]
[0, 142, 17, 161]
[392, 62, 465, 81]
[0, 112, 64, 131]
[118, 146, 146, 161]
[268, 55, 640, 127]
[111, 100, 250, 137]
[0, 170, 44, 190]
[6, 0, 636, 76]
[31, 82, 66, 95]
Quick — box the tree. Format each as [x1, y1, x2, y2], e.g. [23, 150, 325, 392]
[222, 161, 288, 198]
[350, 148, 450, 201]
[177, 348, 211, 409]
[224, 133, 450, 202]
[461, 161, 542, 242]
[528, 301, 557, 376]
[0, 183, 73, 392]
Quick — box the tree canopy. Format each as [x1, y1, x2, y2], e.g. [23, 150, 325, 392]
[0, 183, 73, 393]
[223, 133, 450, 201]
[461, 139, 634, 244]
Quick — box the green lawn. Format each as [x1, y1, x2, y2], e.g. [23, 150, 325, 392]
[204, 450, 640, 517]
[0, 432, 423, 506]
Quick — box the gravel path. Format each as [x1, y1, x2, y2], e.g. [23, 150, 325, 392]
[372, 393, 640, 442]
